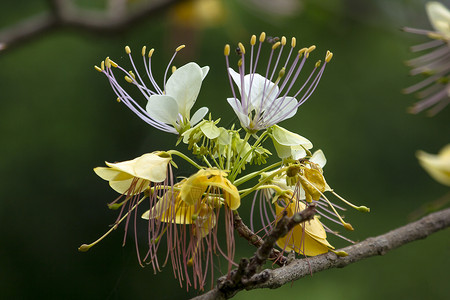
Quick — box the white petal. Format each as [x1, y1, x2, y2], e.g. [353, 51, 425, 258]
[166, 62, 203, 117]
[228, 68, 243, 96]
[227, 97, 250, 128]
[427, 2, 450, 38]
[272, 125, 313, 148]
[190, 107, 208, 126]
[201, 66, 210, 80]
[146, 95, 179, 125]
[311, 150, 327, 168]
[200, 121, 221, 139]
[246, 73, 279, 111]
[266, 96, 298, 125]
[291, 146, 307, 160]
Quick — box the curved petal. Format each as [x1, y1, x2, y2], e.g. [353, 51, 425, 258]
[427, 2, 450, 38]
[190, 107, 209, 126]
[94, 167, 130, 181]
[266, 96, 298, 126]
[200, 121, 221, 139]
[227, 97, 250, 128]
[165, 62, 203, 117]
[228, 68, 243, 96]
[246, 73, 278, 111]
[134, 153, 171, 182]
[201, 66, 210, 80]
[109, 178, 149, 194]
[272, 125, 312, 148]
[146, 95, 179, 125]
[310, 150, 327, 168]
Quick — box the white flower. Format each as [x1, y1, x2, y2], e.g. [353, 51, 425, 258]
[97, 46, 209, 134]
[224, 33, 333, 132]
[147, 62, 209, 133]
[227, 69, 298, 131]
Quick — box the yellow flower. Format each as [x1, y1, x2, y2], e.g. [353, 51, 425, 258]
[417, 144, 450, 186]
[141, 168, 240, 289]
[180, 169, 240, 210]
[275, 199, 334, 256]
[94, 152, 172, 195]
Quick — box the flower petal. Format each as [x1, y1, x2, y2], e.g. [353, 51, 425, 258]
[427, 2, 450, 38]
[227, 97, 250, 128]
[133, 153, 171, 182]
[266, 96, 298, 125]
[146, 95, 179, 125]
[310, 150, 327, 168]
[200, 121, 221, 139]
[201, 66, 210, 80]
[245, 73, 278, 111]
[272, 125, 312, 148]
[165, 62, 203, 117]
[190, 107, 209, 126]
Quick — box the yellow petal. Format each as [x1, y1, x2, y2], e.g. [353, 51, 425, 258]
[109, 178, 149, 195]
[416, 145, 450, 186]
[93, 167, 125, 181]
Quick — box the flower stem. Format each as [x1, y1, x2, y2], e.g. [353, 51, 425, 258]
[168, 150, 203, 170]
[234, 161, 283, 187]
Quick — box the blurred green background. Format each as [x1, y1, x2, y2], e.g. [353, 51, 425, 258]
[0, 0, 449, 299]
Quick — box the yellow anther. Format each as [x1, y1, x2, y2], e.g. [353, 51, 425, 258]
[307, 45, 316, 53]
[278, 67, 286, 78]
[109, 59, 118, 68]
[125, 76, 133, 83]
[250, 35, 256, 45]
[291, 37, 296, 48]
[281, 36, 286, 46]
[298, 47, 307, 56]
[187, 257, 194, 267]
[315, 60, 321, 68]
[171, 66, 177, 73]
[105, 57, 111, 68]
[141, 46, 146, 56]
[238, 58, 242, 68]
[125, 46, 131, 54]
[357, 206, 370, 213]
[94, 65, 102, 72]
[272, 41, 281, 50]
[117, 97, 121, 103]
[78, 244, 91, 252]
[128, 71, 135, 79]
[343, 222, 354, 231]
[101, 61, 105, 71]
[224, 44, 230, 56]
[176, 45, 185, 52]
[148, 48, 155, 58]
[238, 42, 246, 55]
[259, 32, 266, 43]
[325, 50, 333, 62]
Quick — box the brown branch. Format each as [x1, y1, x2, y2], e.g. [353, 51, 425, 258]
[233, 211, 287, 266]
[0, 0, 180, 51]
[192, 207, 450, 300]
[214, 205, 317, 299]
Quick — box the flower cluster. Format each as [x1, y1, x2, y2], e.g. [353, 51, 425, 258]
[81, 32, 369, 290]
[404, 1, 450, 115]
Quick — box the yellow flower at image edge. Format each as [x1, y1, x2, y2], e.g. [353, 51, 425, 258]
[417, 144, 450, 186]
[275, 200, 334, 256]
[94, 152, 172, 195]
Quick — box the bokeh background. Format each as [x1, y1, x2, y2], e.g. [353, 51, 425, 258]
[0, 0, 449, 299]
